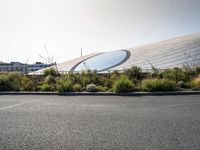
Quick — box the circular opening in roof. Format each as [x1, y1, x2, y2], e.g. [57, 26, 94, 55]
[72, 50, 129, 72]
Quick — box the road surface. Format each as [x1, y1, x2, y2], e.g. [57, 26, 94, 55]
[0, 95, 200, 150]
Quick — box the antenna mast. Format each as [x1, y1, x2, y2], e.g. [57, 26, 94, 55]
[81, 48, 83, 57]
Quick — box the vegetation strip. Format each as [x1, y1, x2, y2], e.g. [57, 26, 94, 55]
[0, 66, 200, 93]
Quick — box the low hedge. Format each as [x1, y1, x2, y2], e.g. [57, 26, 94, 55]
[0, 72, 21, 91]
[141, 79, 176, 92]
[40, 83, 51, 91]
[112, 77, 134, 93]
[191, 76, 200, 90]
[56, 79, 73, 92]
[161, 68, 188, 81]
[73, 83, 82, 92]
[21, 76, 35, 91]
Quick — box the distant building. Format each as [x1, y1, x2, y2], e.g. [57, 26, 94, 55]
[0, 61, 52, 73]
[27, 62, 52, 72]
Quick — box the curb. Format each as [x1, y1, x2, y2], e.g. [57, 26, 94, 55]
[0, 91, 200, 96]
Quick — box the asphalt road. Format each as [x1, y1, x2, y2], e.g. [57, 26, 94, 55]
[0, 95, 200, 150]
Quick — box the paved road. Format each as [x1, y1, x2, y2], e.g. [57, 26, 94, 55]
[0, 95, 200, 150]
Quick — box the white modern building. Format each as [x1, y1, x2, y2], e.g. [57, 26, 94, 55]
[36, 32, 200, 74]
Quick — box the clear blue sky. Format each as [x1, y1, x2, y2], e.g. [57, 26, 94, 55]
[0, 0, 200, 63]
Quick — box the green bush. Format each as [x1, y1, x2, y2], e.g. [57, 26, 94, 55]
[21, 76, 35, 91]
[43, 68, 57, 77]
[40, 83, 51, 91]
[141, 79, 176, 92]
[162, 68, 187, 81]
[56, 79, 73, 92]
[0, 72, 21, 91]
[45, 75, 56, 84]
[112, 77, 134, 93]
[0, 74, 10, 91]
[125, 66, 143, 81]
[86, 84, 97, 92]
[104, 70, 120, 88]
[28, 75, 44, 91]
[150, 66, 160, 78]
[73, 83, 82, 92]
[183, 65, 198, 78]
[191, 76, 200, 90]
[195, 66, 200, 75]
[8, 72, 21, 91]
[89, 70, 102, 85]
[67, 73, 78, 84]
[78, 71, 91, 88]
[96, 86, 108, 92]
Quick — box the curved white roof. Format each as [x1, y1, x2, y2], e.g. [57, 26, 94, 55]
[111, 32, 200, 71]
[34, 32, 200, 74]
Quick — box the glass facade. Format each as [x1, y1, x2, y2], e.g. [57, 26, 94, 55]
[73, 50, 128, 72]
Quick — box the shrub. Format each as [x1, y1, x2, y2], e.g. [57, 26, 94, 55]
[45, 75, 56, 84]
[105, 70, 120, 88]
[73, 83, 82, 92]
[0, 72, 21, 91]
[80, 76, 90, 88]
[183, 65, 198, 78]
[90, 70, 101, 85]
[43, 68, 57, 77]
[124, 66, 143, 81]
[150, 66, 160, 78]
[96, 86, 108, 92]
[8, 72, 21, 91]
[0, 74, 10, 91]
[86, 84, 97, 92]
[56, 79, 73, 92]
[28, 75, 44, 91]
[79, 71, 91, 88]
[40, 83, 51, 91]
[67, 73, 78, 84]
[195, 66, 200, 75]
[112, 77, 134, 93]
[141, 79, 176, 92]
[21, 76, 35, 91]
[162, 68, 187, 81]
[42, 75, 56, 91]
[191, 76, 200, 90]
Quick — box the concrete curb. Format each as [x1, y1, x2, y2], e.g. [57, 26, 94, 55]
[0, 91, 200, 96]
